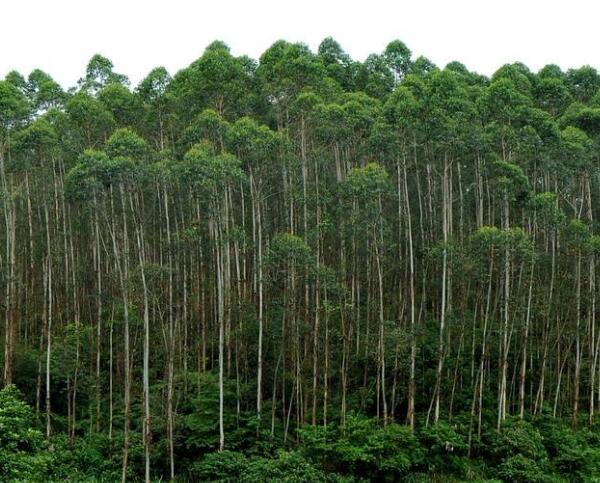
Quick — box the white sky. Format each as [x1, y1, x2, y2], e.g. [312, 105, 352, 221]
[2, 0, 600, 88]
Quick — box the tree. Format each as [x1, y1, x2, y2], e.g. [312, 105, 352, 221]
[0, 80, 29, 386]
[80, 54, 128, 93]
[384, 39, 412, 82]
[174, 141, 244, 452]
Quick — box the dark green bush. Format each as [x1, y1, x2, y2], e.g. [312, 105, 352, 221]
[243, 450, 328, 482]
[0, 385, 52, 481]
[496, 454, 547, 483]
[418, 422, 469, 477]
[300, 414, 423, 480]
[190, 450, 248, 481]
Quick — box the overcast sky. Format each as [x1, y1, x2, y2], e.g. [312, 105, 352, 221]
[2, 0, 599, 88]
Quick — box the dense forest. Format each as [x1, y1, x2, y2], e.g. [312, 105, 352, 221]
[2, 38, 600, 481]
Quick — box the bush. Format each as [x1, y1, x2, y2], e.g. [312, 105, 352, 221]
[485, 418, 552, 482]
[496, 454, 547, 483]
[487, 418, 547, 462]
[0, 385, 52, 481]
[191, 450, 248, 481]
[418, 422, 469, 476]
[243, 450, 327, 482]
[48, 433, 127, 482]
[300, 414, 423, 480]
[537, 419, 600, 480]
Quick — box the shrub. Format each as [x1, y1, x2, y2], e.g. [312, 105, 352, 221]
[191, 450, 248, 481]
[300, 414, 423, 480]
[243, 451, 327, 482]
[485, 418, 551, 482]
[0, 385, 52, 481]
[418, 422, 469, 476]
[487, 418, 547, 462]
[496, 454, 547, 483]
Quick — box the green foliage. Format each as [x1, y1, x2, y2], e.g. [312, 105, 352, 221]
[491, 160, 531, 202]
[528, 192, 565, 229]
[171, 41, 254, 122]
[345, 162, 389, 204]
[485, 418, 551, 481]
[560, 125, 592, 170]
[300, 415, 423, 479]
[0, 385, 51, 481]
[564, 218, 592, 251]
[243, 451, 328, 483]
[489, 418, 548, 461]
[535, 417, 600, 480]
[82, 53, 128, 93]
[99, 83, 142, 127]
[190, 450, 248, 481]
[10, 117, 59, 169]
[66, 91, 115, 146]
[0, 80, 30, 135]
[418, 422, 469, 476]
[105, 127, 149, 160]
[268, 233, 314, 266]
[47, 433, 129, 482]
[496, 454, 548, 483]
[180, 108, 230, 154]
[258, 41, 326, 108]
[177, 141, 244, 199]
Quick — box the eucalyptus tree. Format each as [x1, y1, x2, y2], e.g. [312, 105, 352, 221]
[64, 148, 109, 433]
[467, 225, 503, 445]
[98, 82, 143, 129]
[104, 127, 154, 480]
[564, 219, 592, 425]
[257, 40, 326, 127]
[10, 115, 61, 442]
[226, 116, 279, 424]
[528, 192, 565, 415]
[137, 67, 174, 152]
[382, 84, 421, 428]
[80, 54, 129, 94]
[318, 37, 356, 91]
[344, 162, 390, 422]
[171, 41, 253, 124]
[384, 40, 412, 84]
[566, 66, 600, 103]
[26, 70, 65, 112]
[265, 232, 315, 438]
[312, 97, 370, 407]
[174, 141, 244, 451]
[492, 160, 531, 427]
[66, 92, 115, 149]
[0, 80, 29, 385]
[421, 69, 476, 425]
[65, 139, 140, 479]
[558, 125, 594, 425]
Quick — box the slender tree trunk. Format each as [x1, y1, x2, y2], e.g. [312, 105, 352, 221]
[44, 204, 52, 439]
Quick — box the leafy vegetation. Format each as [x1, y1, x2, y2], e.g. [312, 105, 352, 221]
[2, 40, 600, 481]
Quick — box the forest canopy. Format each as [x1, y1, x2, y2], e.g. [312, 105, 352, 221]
[2, 39, 600, 481]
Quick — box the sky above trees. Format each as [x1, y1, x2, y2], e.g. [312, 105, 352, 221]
[2, 0, 600, 88]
